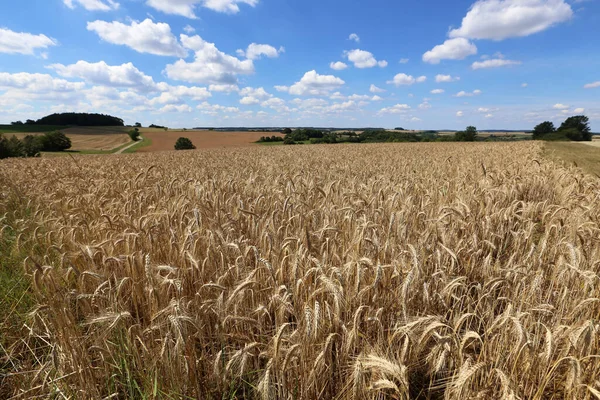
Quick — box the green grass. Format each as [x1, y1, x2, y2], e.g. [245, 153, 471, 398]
[544, 142, 600, 177]
[0, 125, 68, 134]
[122, 135, 151, 153]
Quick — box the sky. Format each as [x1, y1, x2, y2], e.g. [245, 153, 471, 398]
[0, 0, 599, 130]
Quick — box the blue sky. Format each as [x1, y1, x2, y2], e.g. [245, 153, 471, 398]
[0, 0, 599, 130]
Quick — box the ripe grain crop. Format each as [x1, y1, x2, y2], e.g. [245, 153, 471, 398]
[1, 142, 600, 399]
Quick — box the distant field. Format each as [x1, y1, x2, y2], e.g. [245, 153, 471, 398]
[0, 124, 68, 133]
[544, 141, 600, 176]
[11, 126, 130, 151]
[138, 129, 284, 152]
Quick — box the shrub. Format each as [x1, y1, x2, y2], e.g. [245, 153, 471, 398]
[283, 137, 296, 145]
[128, 128, 140, 142]
[21, 135, 43, 157]
[174, 137, 196, 150]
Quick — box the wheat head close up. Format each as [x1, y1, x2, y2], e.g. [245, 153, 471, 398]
[1, 142, 599, 399]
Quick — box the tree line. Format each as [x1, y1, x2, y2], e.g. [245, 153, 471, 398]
[12, 113, 124, 127]
[0, 131, 71, 159]
[532, 115, 591, 141]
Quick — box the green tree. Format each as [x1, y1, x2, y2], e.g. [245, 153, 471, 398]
[558, 115, 591, 141]
[282, 128, 292, 134]
[128, 128, 140, 141]
[134, 122, 142, 128]
[174, 137, 196, 150]
[532, 121, 555, 139]
[21, 135, 43, 157]
[455, 126, 478, 142]
[39, 131, 72, 152]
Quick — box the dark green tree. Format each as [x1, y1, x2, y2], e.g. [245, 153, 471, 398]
[128, 128, 140, 141]
[39, 131, 72, 152]
[174, 137, 196, 150]
[558, 115, 591, 141]
[532, 121, 555, 139]
[455, 126, 478, 142]
[134, 122, 142, 128]
[282, 128, 292, 134]
[22, 135, 43, 157]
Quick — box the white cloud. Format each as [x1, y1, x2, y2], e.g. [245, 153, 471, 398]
[150, 85, 212, 104]
[456, 111, 464, 117]
[87, 19, 187, 57]
[0, 28, 57, 56]
[522, 83, 528, 87]
[239, 43, 284, 60]
[64, 0, 119, 11]
[485, 114, 493, 118]
[146, 0, 259, 18]
[387, 73, 427, 86]
[0, 72, 85, 93]
[431, 89, 445, 94]
[369, 84, 385, 93]
[239, 86, 271, 99]
[378, 104, 411, 114]
[287, 70, 345, 96]
[49, 61, 157, 91]
[423, 38, 477, 64]
[261, 97, 286, 109]
[330, 61, 348, 70]
[183, 25, 196, 34]
[449, 0, 573, 41]
[274, 85, 289, 92]
[411, 117, 421, 122]
[471, 58, 521, 69]
[573, 108, 585, 113]
[478, 107, 490, 112]
[197, 102, 239, 113]
[349, 33, 360, 42]
[419, 102, 431, 110]
[159, 104, 192, 113]
[371, 95, 383, 101]
[399, 58, 409, 64]
[584, 81, 600, 89]
[240, 96, 260, 105]
[455, 89, 482, 97]
[435, 74, 460, 83]
[345, 49, 387, 68]
[165, 34, 254, 84]
[553, 103, 569, 109]
[209, 84, 239, 92]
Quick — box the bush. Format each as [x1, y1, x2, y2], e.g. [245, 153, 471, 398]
[39, 131, 72, 152]
[283, 137, 296, 145]
[174, 137, 196, 150]
[21, 135, 42, 157]
[128, 128, 140, 142]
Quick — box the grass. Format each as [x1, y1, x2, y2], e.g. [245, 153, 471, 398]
[122, 135, 151, 153]
[544, 141, 600, 176]
[2, 142, 600, 398]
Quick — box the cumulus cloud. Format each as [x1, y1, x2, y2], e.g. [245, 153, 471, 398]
[471, 58, 521, 69]
[584, 81, 600, 89]
[485, 114, 493, 118]
[449, 0, 573, 41]
[274, 85, 289, 92]
[387, 73, 427, 86]
[349, 33, 360, 42]
[431, 89, 445, 94]
[399, 58, 409, 64]
[0, 28, 57, 56]
[423, 38, 477, 64]
[49, 61, 157, 91]
[553, 103, 569, 109]
[287, 70, 345, 96]
[165, 34, 254, 84]
[238, 86, 272, 105]
[159, 104, 192, 113]
[330, 61, 348, 71]
[209, 84, 239, 92]
[378, 104, 411, 114]
[146, 0, 259, 18]
[573, 108, 585, 113]
[87, 19, 187, 57]
[238, 43, 284, 60]
[64, 0, 119, 11]
[455, 89, 482, 97]
[371, 95, 383, 101]
[419, 102, 431, 110]
[456, 111, 464, 117]
[0, 72, 85, 93]
[435, 74, 460, 83]
[345, 49, 387, 68]
[369, 84, 385, 93]
[183, 25, 196, 34]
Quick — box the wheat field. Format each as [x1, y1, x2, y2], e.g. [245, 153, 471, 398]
[1, 142, 600, 399]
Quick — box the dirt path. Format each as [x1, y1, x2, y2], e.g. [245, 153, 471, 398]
[115, 137, 143, 154]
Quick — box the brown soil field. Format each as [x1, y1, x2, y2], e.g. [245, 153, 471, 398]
[138, 130, 283, 152]
[12, 127, 130, 151]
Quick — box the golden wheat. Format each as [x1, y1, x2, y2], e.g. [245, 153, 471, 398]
[1, 142, 600, 399]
